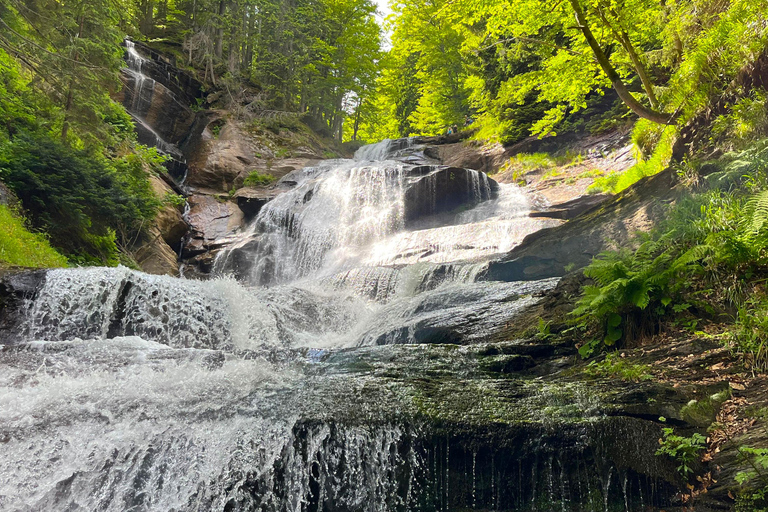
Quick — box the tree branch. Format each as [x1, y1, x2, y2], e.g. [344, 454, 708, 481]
[568, 0, 676, 125]
[476, 35, 582, 56]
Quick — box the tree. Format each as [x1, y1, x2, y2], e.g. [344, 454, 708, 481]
[460, 0, 676, 133]
[0, 0, 126, 143]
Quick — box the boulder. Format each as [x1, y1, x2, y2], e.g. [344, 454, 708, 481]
[133, 227, 179, 276]
[528, 193, 612, 220]
[149, 176, 188, 249]
[183, 194, 244, 258]
[402, 166, 499, 225]
[482, 167, 680, 281]
[186, 122, 256, 192]
[232, 187, 279, 219]
[423, 141, 510, 175]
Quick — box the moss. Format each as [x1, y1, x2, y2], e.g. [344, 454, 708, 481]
[583, 352, 655, 383]
[680, 388, 731, 427]
[243, 171, 277, 187]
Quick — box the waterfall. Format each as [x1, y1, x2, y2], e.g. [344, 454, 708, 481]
[121, 40, 186, 170]
[214, 154, 552, 287]
[0, 138, 676, 511]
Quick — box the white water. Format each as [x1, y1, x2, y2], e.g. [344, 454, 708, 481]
[0, 139, 569, 510]
[214, 154, 554, 288]
[122, 40, 184, 159]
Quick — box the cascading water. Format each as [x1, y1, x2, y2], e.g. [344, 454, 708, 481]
[122, 40, 187, 178]
[0, 139, 677, 511]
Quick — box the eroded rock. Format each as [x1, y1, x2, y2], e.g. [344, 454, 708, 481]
[186, 123, 256, 192]
[133, 227, 179, 276]
[149, 176, 187, 249]
[183, 194, 244, 258]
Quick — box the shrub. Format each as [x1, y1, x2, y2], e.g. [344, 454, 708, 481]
[656, 428, 706, 477]
[735, 446, 768, 511]
[574, 140, 768, 357]
[0, 132, 160, 263]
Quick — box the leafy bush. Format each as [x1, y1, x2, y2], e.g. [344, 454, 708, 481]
[735, 446, 768, 511]
[572, 236, 704, 356]
[574, 140, 768, 357]
[656, 428, 706, 477]
[242, 170, 277, 187]
[0, 205, 67, 268]
[0, 132, 160, 263]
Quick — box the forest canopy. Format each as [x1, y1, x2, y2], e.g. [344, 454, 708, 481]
[358, 0, 768, 157]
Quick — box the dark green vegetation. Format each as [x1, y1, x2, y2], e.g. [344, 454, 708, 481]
[573, 142, 768, 364]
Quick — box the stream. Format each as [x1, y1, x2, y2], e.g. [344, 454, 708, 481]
[0, 140, 678, 511]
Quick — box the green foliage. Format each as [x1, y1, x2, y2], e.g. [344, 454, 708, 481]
[0, 32, 162, 266]
[497, 153, 556, 184]
[592, 0, 768, 192]
[584, 352, 653, 382]
[163, 191, 187, 208]
[575, 140, 768, 356]
[242, 171, 277, 187]
[712, 91, 768, 148]
[0, 0, 127, 144]
[592, 122, 677, 193]
[732, 298, 768, 371]
[571, 235, 702, 352]
[656, 428, 706, 477]
[735, 446, 768, 511]
[0, 205, 68, 269]
[0, 132, 160, 263]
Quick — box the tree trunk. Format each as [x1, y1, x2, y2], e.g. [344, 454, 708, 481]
[139, 0, 154, 35]
[214, 0, 226, 59]
[61, 13, 85, 141]
[595, 8, 659, 109]
[352, 97, 362, 141]
[243, 8, 255, 70]
[569, 0, 675, 125]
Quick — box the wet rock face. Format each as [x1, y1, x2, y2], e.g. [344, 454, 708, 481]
[0, 270, 45, 345]
[483, 167, 681, 282]
[232, 187, 279, 220]
[118, 70, 196, 146]
[183, 195, 244, 259]
[402, 166, 499, 225]
[125, 41, 202, 102]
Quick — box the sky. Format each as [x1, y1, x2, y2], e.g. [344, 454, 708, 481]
[373, 0, 393, 48]
[374, 0, 392, 20]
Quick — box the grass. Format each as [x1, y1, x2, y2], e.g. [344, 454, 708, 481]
[0, 204, 67, 269]
[242, 170, 277, 187]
